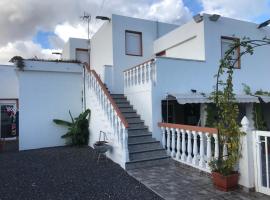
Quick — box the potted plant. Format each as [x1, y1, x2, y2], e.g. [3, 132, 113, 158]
[208, 37, 270, 191]
[94, 131, 111, 154]
[209, 38, 248, 191]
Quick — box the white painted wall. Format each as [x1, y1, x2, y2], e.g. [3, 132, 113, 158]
[18, 60, 83, 150]
[62, 38, 89, 60]
[154, 20, 205, 60]
[112, 14, 178, 93]
[0, 65, 19, 99]
[90, 21, 113, 83]
[85, 88, 126, 168]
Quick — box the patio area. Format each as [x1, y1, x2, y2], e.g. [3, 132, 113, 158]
[128, 161, 270, 200]
[0, 146, 162, 200]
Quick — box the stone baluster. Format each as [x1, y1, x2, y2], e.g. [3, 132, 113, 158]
[187, 130, 192, 163]
[110, 105, 114, 126]
[192, 131, 199, 166]
[199, 132, 206, 168]
[161, 127, 166, 148]
[147, 62, 151, 82]
[213, 134, 219, 159]
[181, 129, 186, 161]
[140, 65, 143, 84]
[127, 71, 130, 87]
[176, 129, 181, 160]
[122, 124, 129, 162]
[124, 71, 127, 87]
[132, 68, 136, 86]
[136, 67, 139, 85]
[206, 133, 212, 170]
[143, 64, 147, 83]
[171, 128, 176, 157]
[166, 127, 171, 155]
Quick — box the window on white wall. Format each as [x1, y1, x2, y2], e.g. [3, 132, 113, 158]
[125, 30, 142, 56]
[221, 36, 240, 68]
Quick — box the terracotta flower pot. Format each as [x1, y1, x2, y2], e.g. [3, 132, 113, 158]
[212, 172, 239, 192]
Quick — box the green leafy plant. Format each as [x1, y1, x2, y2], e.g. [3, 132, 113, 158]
[242, 84, 270, 131]
[210, 37, 270, 176]
[53, 109, 91, 146]
[9, 56, 25, 70]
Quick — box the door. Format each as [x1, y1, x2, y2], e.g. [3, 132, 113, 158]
[254, 131, 270, 195]
[0, 100, 17, 139]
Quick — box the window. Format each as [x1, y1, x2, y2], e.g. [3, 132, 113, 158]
[221, 36, 240, 68]
[125, 30, 142, 56]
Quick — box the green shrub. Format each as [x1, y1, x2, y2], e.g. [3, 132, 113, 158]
[53, 109, 91, 146]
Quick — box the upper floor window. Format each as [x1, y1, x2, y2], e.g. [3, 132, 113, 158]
[221, 36, 240, 68]
[125, 30, 142, 56]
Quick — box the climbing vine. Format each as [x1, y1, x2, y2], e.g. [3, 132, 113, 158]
[209, 37, 270, 175]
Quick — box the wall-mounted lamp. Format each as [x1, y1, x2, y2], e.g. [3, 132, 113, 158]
[193, 14, 203, 23]
[258, 19, 270, 29]
[209, 14, 220, 22]
[96, 16, 111, 22]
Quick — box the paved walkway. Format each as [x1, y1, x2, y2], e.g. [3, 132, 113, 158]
[128, 160, 269, 200]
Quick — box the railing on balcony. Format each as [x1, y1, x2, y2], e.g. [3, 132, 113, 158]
[158, 122, 219, 173]
[85, 64, 129, 162]
[124, 59, 156, 88]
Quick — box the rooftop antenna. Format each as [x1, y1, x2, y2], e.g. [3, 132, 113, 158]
[80, 12, 91, 40]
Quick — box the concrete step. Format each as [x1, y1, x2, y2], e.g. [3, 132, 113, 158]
[113, 98, 129, 103]
[128, 130, 151, 137]
[122, 112, 140, 118]
[117, 103, 133, 108]
[128, 141, 162, 152]
[128, 128, 149, 135]
[126, 117, 143, 124]
[126, 156, 170, 170]
[128, 135, 153, 144]
[111, 94, 126, 99]
[128, 123, 146, 129]
[119, 107, 135, 113]
[129, 149, 168, 161]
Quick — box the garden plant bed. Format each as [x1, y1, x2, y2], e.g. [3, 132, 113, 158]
[0, 146, 162, 200]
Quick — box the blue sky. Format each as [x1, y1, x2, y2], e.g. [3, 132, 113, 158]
[32, 0, 270, 49]
[33, 31, 56, 49]
[1, 0, 270, 64]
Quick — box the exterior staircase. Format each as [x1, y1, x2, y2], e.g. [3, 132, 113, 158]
[111, 94, 170, 170]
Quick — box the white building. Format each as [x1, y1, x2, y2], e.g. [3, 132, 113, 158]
[1, 13, 270, 195]
[84, 14, 270, 194]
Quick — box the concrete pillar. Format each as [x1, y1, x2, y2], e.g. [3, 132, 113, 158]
[239, 116, 255, 189]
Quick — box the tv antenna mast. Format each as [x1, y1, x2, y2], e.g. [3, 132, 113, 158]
[80, 12, 91, 40]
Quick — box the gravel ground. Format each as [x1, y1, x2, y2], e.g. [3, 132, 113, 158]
[0, 146, 163, 200]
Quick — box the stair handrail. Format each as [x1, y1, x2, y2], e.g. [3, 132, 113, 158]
[158, 122, 217, 134]
[84, 63, 129, 128]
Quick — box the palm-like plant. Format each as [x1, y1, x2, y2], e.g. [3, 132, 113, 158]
[53, 109, 91, 146]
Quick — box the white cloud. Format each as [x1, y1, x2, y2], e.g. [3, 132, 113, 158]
[54, 22, 88, 42]
[0, 0, 192, 64]
[0, 41, 59, 64]
[199, 0, 270, 21]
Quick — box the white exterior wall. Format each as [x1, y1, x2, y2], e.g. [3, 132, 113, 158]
[154, 20, 205, 60]
[62, 38, 89, 60]
[112, 14, 177, 93]
[0, 65, 19, 99]
[85, 88, 126, 168]
[90, 21, 113, 83]
[203, 14, 270, 93]
[18, 61, 83, 150]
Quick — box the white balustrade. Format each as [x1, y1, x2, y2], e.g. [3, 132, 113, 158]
[86, 70, 129, 163]
[124, 59, 156, 88]
[159, 123, 218, 173]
